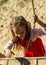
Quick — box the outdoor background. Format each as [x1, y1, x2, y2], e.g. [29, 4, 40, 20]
[0, 0, 46, 65]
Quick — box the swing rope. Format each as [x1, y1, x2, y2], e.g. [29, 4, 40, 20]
[26, 0, 36, 50]
[32, 0, 36, 29]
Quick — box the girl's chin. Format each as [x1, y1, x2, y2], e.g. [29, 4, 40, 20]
[20, 38, 24, 40]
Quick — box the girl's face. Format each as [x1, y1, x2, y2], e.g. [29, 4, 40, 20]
[13, 26, 26, 40]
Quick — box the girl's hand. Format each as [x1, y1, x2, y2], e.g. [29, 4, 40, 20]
[34, 14, 39, 22]
[4, 49, 12, 58]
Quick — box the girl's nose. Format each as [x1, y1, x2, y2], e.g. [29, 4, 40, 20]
[15, 33, 20, 37]
[17, 34, 20, 37]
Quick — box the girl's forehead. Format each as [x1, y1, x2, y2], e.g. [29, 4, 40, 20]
[17, 25, 25, 28]
[13, 26, 26, 31]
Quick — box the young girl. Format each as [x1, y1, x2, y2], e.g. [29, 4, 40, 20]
[4, 15, 46, 58]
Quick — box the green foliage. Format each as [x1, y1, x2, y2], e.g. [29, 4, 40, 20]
[0, 0, 8, 5]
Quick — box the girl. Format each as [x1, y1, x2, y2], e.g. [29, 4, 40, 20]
[4, 15, 46, 58]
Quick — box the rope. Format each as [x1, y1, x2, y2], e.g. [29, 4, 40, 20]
[32, 0, 36, 29]
[26, 0, 36, 50]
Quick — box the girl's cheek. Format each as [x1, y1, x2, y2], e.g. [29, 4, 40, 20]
[20, 34, 25, 39]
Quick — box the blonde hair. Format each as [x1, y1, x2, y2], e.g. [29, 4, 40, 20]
[10, 16, 31, 49]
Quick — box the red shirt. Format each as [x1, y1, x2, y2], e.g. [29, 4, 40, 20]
[20, 37, 45, 57]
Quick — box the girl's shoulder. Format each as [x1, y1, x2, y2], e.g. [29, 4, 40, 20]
[32, 37, 42, 43]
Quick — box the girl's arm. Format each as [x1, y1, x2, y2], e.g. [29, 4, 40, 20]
[4, 41, 14, 58]
[33, 15, 46, 36]
[4, 41, 13, 50]
[36, 19, 46, 28]
[34, 28, 46, 36]
[36, 19, 46, 33]
[34, 14, 46, 27]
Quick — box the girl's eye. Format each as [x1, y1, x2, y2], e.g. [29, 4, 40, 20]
[20, 32, 24, 34]
[16, 32, 24, 34]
